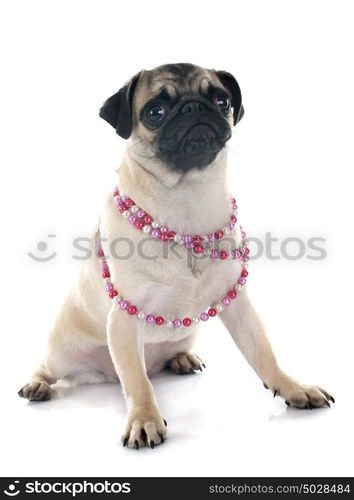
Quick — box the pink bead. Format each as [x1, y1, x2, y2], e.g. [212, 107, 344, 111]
[151, 229, 160, 238]
[109, 290, 118, 298]
[183, 318, 192, 327]
[230, 215, 237, 223]
[119, 300, 129, 309]
[127, 305, 137, 315]
[137, 210, 145, 218]
[200, 312, 209, 321]
[238, 277, 246, 285]
[219, 250, 228, 260]
[241, 231, 246, 238]
[125, 199, 133, 208]
[193, 235, 203, 243]
[146, 314, 155, 323]
[228, 289, 237, 299]
[241, 269, 248, 277]
[222, 296, 231, 306]
[113, 187, 119, 196]
[134, 220, 144, 230]
[97, 248, 104, 257]
[118, 205, 127, 213]
[173, 319, 182, 328]
[214, 230, 224, 240]
[193, 244, 204, 254]
[160, 225, 168, 233]
[102, 270, 110, 278]
[242, 255, 249, 262]
[160, 233, 169, 241]
[230, 197, 236, 204]
[155, 316, 164, 325]
[143, 215, 153, 224]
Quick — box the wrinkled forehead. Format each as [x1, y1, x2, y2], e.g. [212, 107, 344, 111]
[135, 64, 222, 109]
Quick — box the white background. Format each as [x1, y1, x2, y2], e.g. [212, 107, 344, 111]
[1, 0, 353, 478]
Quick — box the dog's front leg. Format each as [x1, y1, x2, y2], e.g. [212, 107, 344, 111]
[107, 306, 167, 449]
[220, 291, 334, 409]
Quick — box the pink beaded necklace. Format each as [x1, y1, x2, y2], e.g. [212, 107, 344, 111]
[96, 188, 250, 328]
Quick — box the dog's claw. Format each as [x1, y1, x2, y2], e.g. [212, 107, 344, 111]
[273, 389, 278, 397]
[329, 395, 335, 403]
[122, 437, 128, 447]
[134, 440, 139, 450]
[202, 363, 206, 368]
[323, 400, 331, 408]
[263, 382, 269, 390]
[285, 400, 290, 406]
[158, 433, 164, 444]
[150, 440, 155, 449]
[163, 419, 167, 427]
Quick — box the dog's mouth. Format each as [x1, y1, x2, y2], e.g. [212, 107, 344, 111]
[157, 121, 230, 171]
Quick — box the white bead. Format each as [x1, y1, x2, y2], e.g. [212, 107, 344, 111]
[192, 317, 200, 324]
[105, 278, 111, 284]
[113, 195, 121, 202]
[233, 210, 238, 215]
[130, 205, 138, 213]
[216, 304, 224, 312]
[137, 312, 146, 320]
[224, 227, 230, 234]
[174, 234, 181, 243]
[204, 248, 211, 256]
[114, 295, 123, 304]
[243, 263, 249, 269]
[151, 221, 159, 228]
[243, 239, 249, 246]
[236, 284, 243, 291]
[203, 235, 209, 242]
[122, 210, 130, 218]
[227, 253, 232, 259]
[143, 224, 151, 233]
[166, 320, 173, 328]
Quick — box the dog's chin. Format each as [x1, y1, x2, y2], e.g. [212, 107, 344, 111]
[157, 123, 229, 172]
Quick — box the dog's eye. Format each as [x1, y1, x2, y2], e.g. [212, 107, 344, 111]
[146, 104, 166, 123]
[215, 95, 231, 111]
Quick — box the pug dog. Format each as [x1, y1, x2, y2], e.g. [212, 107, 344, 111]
[18, 63, 334, 449]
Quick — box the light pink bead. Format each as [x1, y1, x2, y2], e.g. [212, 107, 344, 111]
[222, 296, 231, 306]
[146, 314, 155, 323]
[119, 300, 129, 309]
[128, 215, 137, 224]
[173, 319, 182, 328]
[237, 277, 246, 285]
[160, 225, 168, 233]
[137, 210, 145, 218]
[200, 312, 209, 321]
[151, 229, 160, 238]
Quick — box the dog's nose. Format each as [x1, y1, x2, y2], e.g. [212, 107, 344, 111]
[180, 101, 206, 114]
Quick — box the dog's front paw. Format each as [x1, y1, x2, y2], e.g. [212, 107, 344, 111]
[122, 408, 167, 449]
[18, 381, 54, 402]
[264, 375, 335, 409]
[167, 351, 205, 374]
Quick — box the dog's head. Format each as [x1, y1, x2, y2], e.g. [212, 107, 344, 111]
[99, 63, 243, 173]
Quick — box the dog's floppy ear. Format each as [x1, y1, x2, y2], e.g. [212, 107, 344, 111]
[214, 70, 244, 125]
[99, 72, 141, 139]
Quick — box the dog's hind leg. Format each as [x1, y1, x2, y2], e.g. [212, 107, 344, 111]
[18, 362, 57, 401]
